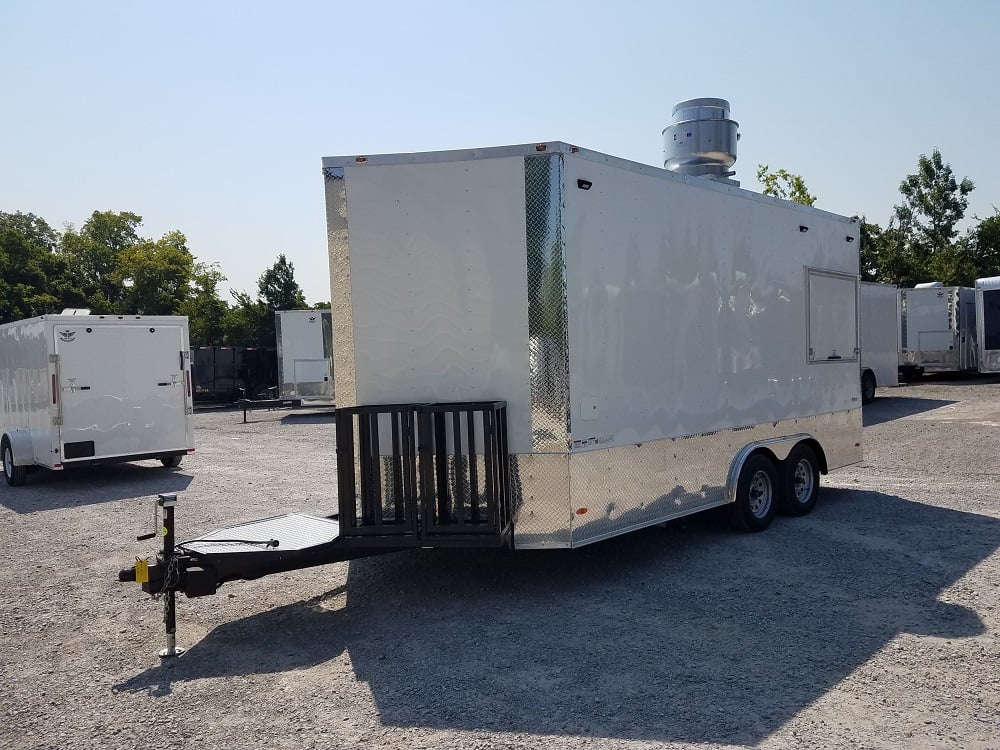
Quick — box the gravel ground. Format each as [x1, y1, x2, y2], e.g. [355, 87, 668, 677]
[1, 379, 998, 750]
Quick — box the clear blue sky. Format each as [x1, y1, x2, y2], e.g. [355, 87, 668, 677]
[3, 0, 997, 304]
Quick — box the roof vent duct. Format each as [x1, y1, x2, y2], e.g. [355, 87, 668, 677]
[663, 98, 739, 182]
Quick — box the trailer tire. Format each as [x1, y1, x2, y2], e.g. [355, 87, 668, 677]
[861, 371, 877, 405]
[727, 453, 778, 532]
[781, 444, 820, 516]
[2, 437, 28, 487]
[160, 454, 183, 469]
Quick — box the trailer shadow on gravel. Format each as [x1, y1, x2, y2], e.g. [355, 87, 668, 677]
[115, 488, 1000, 746]
[0, 463, 192, 513]
[864, 395, 956, 426]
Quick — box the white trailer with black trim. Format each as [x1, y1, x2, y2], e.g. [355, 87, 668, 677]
[859, 281, 900, 403]
[974, 276, 1000, 373]
[1, 314, 194, 486]
[899, 283, 978, 378]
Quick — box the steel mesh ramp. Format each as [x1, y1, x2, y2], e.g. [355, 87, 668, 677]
[181, 513, 341, 555]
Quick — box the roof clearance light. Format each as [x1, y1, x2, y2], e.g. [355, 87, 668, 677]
[535, 144, 547, 152]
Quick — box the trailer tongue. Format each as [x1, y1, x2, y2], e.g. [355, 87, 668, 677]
[118, 401, 513, 656]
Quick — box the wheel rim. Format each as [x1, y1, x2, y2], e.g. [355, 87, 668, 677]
[793, 459, 814, 503]
[3, 447, 11, 479]
[748, 469, 772, 518]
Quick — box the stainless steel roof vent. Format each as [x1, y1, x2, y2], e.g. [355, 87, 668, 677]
[663, 98, 739, 182]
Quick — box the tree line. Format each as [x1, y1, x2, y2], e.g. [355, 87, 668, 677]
[0, 210, 325, 348]
[760, 149, 1000, 287]
[3, 149, 997, 346]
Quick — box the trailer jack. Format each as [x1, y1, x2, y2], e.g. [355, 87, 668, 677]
[118, 493, 187, 658]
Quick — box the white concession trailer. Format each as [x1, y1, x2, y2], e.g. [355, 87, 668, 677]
[322, 134, 862, 547]
[974, 276, 1000, 373]
[0, 314, 194, 485]
[275, 309, 334, 402]
[859, 281, 900, 402]
[119, 101, 865, 647]
[899, 284, 978, 378]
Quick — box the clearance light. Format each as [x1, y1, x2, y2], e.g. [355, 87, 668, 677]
[575, 507, 588, 515]
[535, 144, 547, 152]
[355, 156, 368, 163]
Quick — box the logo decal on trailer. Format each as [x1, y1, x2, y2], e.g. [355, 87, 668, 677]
[308, 316, 317, 323]
[58, 330, 76, 342]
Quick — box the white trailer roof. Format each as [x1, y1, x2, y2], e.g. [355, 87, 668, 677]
[975, 276, 1000, 290]
[322, 141, 856, 224]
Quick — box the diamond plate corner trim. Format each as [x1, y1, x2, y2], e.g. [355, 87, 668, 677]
[567, 409, 862, 547]
[525, 154, 570, 452]
[511, 452, 572, 549]
[324, 166, 357, 407]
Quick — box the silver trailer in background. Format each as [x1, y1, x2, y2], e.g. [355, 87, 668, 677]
[899, 284, 977, 378]
[975, 276, 1000, 373]
[859, 282, 900, 403]
[1, 314, 194, 485]
[275, 310, 334, 402]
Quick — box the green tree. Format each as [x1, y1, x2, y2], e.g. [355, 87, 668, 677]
[895, 149, 974, 258]
[179, 263, 229, 345]
[222, 290, 269, 347]
[756, 165, 817, 206]
[0, 211, 59, 252]
[258, 253, 307, 311]
[60, 210, 144, 311]
[115, 230, 196, 315]
[964, 210, 1000, 281]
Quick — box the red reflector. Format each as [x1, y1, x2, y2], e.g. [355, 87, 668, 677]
[51, 374, 57, 404]
[356, 156, 368, 163]
[54, 463, 63, 470]
[187, 448, 195, 454]
[575, 507, 588, 515]
[571, 146, 580, 153]
[535, 144, 547, 152]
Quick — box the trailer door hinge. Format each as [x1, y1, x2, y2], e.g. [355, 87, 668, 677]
[52, 416, 63, 426]
[49, 354, 59, 364]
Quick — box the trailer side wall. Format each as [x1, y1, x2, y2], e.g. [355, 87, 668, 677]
[860, 282, 901, 387]
[0, 319, 55, 467]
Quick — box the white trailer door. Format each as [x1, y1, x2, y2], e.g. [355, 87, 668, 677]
[56, 324, 187, 460]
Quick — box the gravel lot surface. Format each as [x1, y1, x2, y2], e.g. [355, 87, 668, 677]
[1, 378, 998, 750]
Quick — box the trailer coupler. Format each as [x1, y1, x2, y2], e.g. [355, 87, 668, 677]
[118, 494, 392, 658]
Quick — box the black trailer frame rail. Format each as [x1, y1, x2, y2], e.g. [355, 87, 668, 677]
[336, 401, 512, 548]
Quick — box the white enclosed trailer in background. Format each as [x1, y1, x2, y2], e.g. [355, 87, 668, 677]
[0, 314, 194, 486]
[859, 282, 900, 403]
[974, 276, 1000, 373]
[322, 134, 862, 547]
[899, 284, 977, 378]
[275, 309, 334, 402]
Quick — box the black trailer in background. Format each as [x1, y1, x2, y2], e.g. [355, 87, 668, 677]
[190, 346, 279, 402]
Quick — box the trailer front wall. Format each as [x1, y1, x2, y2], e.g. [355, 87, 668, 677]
[0, 319, 56, 467]
[331, 156, 534, 453]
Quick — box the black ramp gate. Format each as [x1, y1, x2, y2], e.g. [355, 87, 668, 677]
[335, 401, 512, 548]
